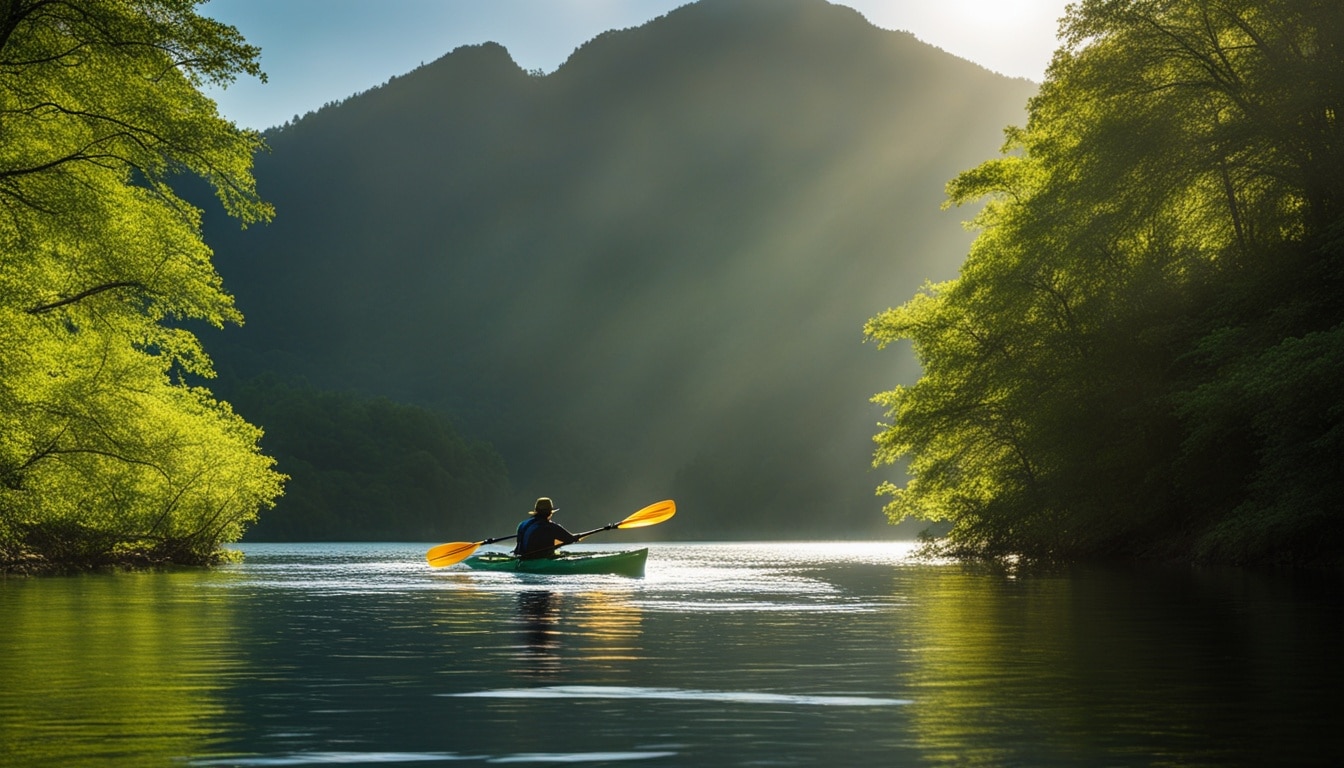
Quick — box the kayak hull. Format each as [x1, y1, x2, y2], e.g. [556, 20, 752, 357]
[463, 548, 648, 578]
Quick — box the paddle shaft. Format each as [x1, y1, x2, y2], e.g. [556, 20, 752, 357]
[574, 523, 618, 540]
[495, 517, 619, 546]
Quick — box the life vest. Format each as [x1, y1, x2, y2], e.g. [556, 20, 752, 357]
[515, 517, 552, 558]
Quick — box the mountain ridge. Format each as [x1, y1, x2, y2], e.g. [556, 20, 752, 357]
[200, 0, 1038, 538]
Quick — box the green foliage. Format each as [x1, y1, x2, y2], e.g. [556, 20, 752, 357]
[868, 0, 1344, 565]
[223, 377, 511, 541]
[0, 1, 282, 569]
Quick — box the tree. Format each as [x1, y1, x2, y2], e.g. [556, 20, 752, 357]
[0, 0, 282, 569]
[867, 0, 1344, 564]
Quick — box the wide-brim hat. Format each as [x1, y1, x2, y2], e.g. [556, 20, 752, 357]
[531, 497, 558, 515]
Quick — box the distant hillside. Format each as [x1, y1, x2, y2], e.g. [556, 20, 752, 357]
[200, 0, 1037, 539]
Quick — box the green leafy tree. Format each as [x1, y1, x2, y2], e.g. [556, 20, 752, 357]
[867, 0, 1343, 564]
[0, 0, 282, 569]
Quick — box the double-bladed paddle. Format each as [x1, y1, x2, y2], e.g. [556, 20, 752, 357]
[424, 499, 676, 568]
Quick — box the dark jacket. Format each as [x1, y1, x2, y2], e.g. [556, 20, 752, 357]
[513, 516, 578, 559]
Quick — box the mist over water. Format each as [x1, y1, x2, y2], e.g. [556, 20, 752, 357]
[3, 542, 1339, 766]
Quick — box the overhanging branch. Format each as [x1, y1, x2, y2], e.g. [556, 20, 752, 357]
[27, 280, 145, 314]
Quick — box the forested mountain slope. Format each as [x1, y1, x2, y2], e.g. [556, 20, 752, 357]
[200, 0, 1036, 538]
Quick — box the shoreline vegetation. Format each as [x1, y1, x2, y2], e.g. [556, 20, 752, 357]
[867, 0, 1343, 568]
[0, 546, 243, 577]
[0, 1, 284, 575]
[4, 1, 1340, 574]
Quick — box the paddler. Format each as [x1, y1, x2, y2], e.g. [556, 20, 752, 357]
[513, 497, 578, 559]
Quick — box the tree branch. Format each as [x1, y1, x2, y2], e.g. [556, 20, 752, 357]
[27, 280, 146, 314]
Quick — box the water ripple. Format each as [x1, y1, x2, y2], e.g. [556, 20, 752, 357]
[445, 685, 912, 707]
[488, 752, 677, 764]
[630, 598, 882, 613]
[192, 751, 471, 765]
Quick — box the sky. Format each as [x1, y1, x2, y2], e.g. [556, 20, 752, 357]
[202, 0, 1072, 131]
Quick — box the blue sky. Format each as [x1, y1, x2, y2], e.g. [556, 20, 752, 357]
[202, 0, 1071, 130]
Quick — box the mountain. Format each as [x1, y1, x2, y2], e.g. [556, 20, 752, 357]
[199, 0, 1038, 539]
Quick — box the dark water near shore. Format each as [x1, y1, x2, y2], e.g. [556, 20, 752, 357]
[1, 542, 1341, 766]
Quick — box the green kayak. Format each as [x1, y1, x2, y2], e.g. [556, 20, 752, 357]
[463, 548, 648, 578]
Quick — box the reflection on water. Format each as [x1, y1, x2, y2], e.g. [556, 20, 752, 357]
[514, 590, 561, 677]
[570, 590, 645, 670]
[0, 571, 241, 767]
[193, 750, 466, 766]
[1, 542, 1340, 766]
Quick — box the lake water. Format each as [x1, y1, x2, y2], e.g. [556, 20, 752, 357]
[1, 541, 1340, 766]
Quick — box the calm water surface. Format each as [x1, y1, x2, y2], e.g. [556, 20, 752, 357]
[1, 542, 1340, 766]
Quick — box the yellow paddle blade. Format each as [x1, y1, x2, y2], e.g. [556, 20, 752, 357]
[425, 540, 482, 568]
[616, 499, 676, 529]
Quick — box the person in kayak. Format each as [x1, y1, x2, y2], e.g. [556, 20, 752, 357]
[513, 497, 578, 559]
